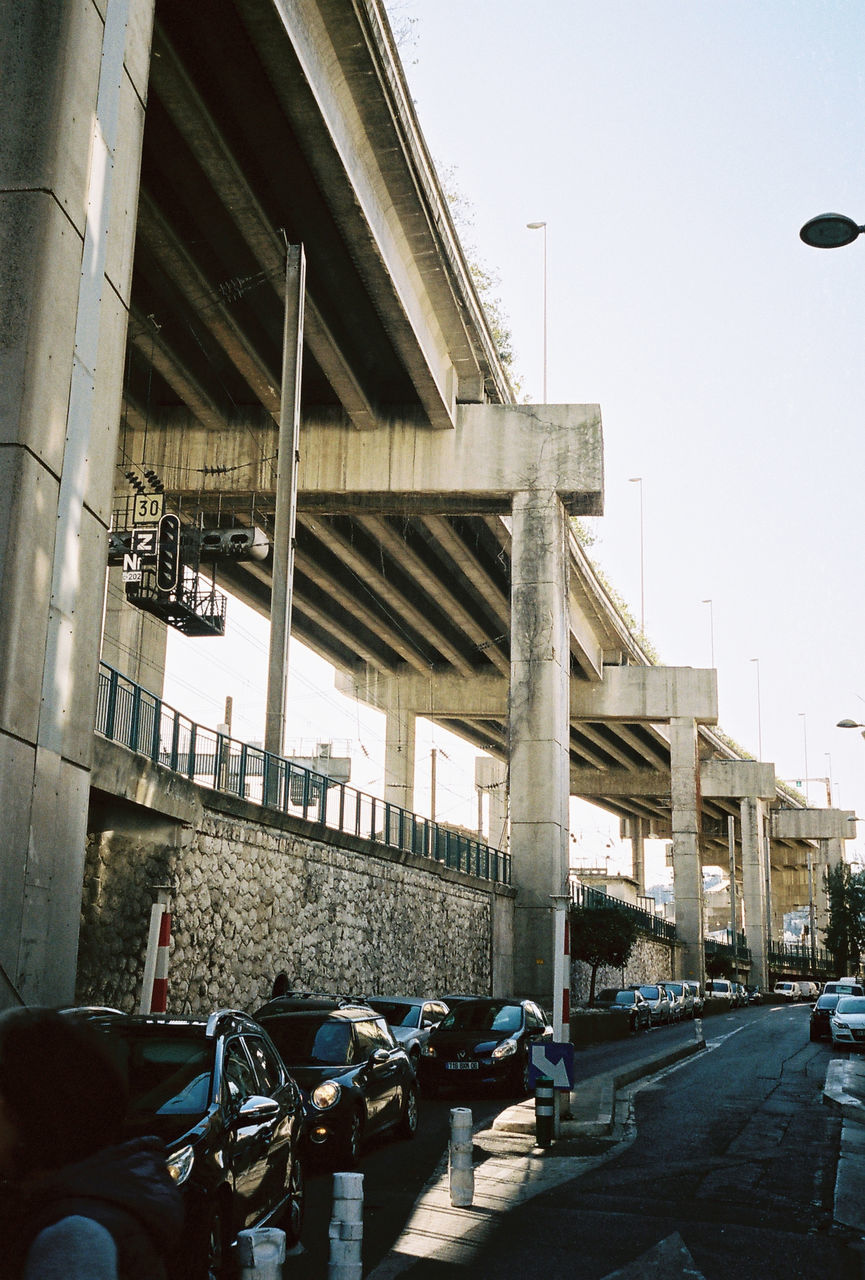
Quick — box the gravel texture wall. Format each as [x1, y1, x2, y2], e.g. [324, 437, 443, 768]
[569, 932, 676, 1004]
[78, 794, 512, 1015]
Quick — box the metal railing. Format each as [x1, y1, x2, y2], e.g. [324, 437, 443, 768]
[95, 662, 510, 886]
[705, 934, 752, 968]
[768, 940, 833, 976]
[570, 880, 678, 942]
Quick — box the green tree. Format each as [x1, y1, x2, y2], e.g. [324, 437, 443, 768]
[824, 862, 865, 975]
[571, 903, 639, 1006]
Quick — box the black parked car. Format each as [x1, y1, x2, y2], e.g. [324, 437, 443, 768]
[593, 987, 651, 1032]
[420, 997, 553, 1095]
[255, 999, 419, 1167]
[810, 992, 841, 1041]
[81, 1009, 306, 1280]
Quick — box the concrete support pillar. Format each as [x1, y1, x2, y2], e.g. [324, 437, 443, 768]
[0, 0, 155, 1007]
[508, 489, 570, 1005]
[384, 704, 416, 812]
[669, 717, 704, 981]
[101, 566, 168, 693]
[740, 798, 768, 989]
[631, 817, 647, 895]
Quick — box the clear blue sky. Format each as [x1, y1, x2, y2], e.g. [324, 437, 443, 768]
[166, 2, 865, 881]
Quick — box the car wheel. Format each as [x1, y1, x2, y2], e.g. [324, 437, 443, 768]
[512, 1052, 531, 1097]
[202, 1205, 227, 1280]
[397, 1082, 419, 1139]
[282, 1153, 305, 1248]
[339, 1109, 363, 1168]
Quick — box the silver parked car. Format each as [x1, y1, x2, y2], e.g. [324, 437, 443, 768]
[630, 984, 673, 1026]
[662, 980, 695, 1020]
[365, 997, 450, 1070]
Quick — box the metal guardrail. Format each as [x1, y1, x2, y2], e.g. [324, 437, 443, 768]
[705, 935, 752, 967]
[570, 880, 678, 942]
[769, 941, 833, 975]
[95, 662, 511, 887]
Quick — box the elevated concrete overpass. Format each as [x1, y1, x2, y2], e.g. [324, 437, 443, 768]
[0, 0, 851, 1007]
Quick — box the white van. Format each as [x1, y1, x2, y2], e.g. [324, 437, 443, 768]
[705, 979, 734, 1004]
[773, 981, 801, 1001]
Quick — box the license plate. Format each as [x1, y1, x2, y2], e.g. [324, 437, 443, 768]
[445, 1061, 478, 1071]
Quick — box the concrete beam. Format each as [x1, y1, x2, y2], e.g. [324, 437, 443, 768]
[338, 664, 716, 726]
[701, 760, 776, 801]
[298, 404, 603, 515]
[571, 768, 669, 797]
[572, 666, 717, 724]
[772, 808, 857, 842]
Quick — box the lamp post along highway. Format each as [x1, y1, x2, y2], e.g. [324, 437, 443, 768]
[800, 212, 865, 249]
[526, 221, 548, 401]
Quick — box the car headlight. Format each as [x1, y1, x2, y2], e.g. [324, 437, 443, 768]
[311, 1080, 342, 1110]
[491, 1038, 517, 1060]
[833, 1019, 849, 1030]
[166, 1144, 195, 1185]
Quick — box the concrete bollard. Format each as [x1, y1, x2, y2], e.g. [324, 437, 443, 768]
[236, 1227, 286, 1280]
[535, 1075, 554, 1148]
[328, 1171, 364, 1280]
[449, 1107, 474, 1206]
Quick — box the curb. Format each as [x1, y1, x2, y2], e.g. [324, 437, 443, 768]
[823, 1057, 865, 1123]
[492, 1030, 706, 1139]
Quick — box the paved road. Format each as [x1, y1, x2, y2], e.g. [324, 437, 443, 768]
[412, 1003, 857, 1279]
[288, 1016, 717, 1275]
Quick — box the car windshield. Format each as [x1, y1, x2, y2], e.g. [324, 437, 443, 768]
[441, 1002, 523, 1033]
[367, 1001, 420, 1028]
[816, 995, 840, 1010]
[665, 983, 684, 996]
[102, 1026, 214, 1117]
[262, 1015, 353, 1065]
[836, 998, 865, 1015]
[640, 986, 660, 999]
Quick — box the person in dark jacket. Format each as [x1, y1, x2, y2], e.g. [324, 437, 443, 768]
[0, 1007, 183, 1280]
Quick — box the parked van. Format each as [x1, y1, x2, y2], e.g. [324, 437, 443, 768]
[705, 979, 734, 1005]
[773, 981, 801, 1001]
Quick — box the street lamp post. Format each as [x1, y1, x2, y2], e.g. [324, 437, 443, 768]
[800, 212, 865, 249]
[750, 658, 762, 760]
[701, 598, 714, 668]
[629, 477, 644, 634]
[526, 221, 547, 401]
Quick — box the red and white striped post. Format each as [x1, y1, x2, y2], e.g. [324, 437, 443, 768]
[140, 887, 173, 1014]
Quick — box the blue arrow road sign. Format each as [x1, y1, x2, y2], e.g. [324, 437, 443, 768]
[529, 1041, 575, 1090]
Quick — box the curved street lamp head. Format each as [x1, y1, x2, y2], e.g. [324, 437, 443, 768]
[837, 718, 865, 728]
[526, 221, 546, 230]
[800, 212, 865, 249]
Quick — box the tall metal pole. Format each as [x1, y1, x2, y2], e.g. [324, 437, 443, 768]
[750, 658, 762, 760]
[728, 815, 738, 981]
[629, 477, 644, 634]
[265, 244, 306, 759]
[526, 221, 547, 401]
[701, 598, 714, 668]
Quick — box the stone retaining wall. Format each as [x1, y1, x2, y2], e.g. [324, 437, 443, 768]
[570, 932, 676, 1003]
[79, 753, 514, 1014]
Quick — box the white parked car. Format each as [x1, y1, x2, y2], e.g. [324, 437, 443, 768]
[830, 996, 865, 1049]
[773, 981, 801, 1001]
[705, 979, 734, 1005]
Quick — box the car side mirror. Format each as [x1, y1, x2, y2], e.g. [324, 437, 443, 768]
[369, 1047, 391, 1066]
[236, 1095, 281, 1125]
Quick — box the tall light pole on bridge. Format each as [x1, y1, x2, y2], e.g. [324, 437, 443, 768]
[629, 477, 645, 635]
[526, 221, 548, 401]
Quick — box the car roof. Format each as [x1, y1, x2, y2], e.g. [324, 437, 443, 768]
[72, 1008, 265, 1039]
[257, 1004, 380, 1023]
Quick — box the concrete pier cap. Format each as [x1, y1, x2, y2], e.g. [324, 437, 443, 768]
[772, 808, 857, 842]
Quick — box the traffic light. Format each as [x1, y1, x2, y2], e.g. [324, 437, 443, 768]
[156, 514, 181, 592]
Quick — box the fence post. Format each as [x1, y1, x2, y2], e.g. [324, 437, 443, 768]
[449, 1108, 474, 1206]
[328, 1171, 363, 1280]
[535, 1076, 554, 1148]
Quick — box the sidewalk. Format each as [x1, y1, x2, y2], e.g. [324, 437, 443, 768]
[367, 1027, 706, 1278]
[823, 1051, 865, 1234]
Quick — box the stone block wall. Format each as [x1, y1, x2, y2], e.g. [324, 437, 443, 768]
[570, 932, 675, 1004]
[78, 786, 512, 1015]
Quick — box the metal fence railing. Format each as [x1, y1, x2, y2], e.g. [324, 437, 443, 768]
[95, 662, 511, 887]
[769, 940, 833, 975]
[570, 879, 678, 943]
